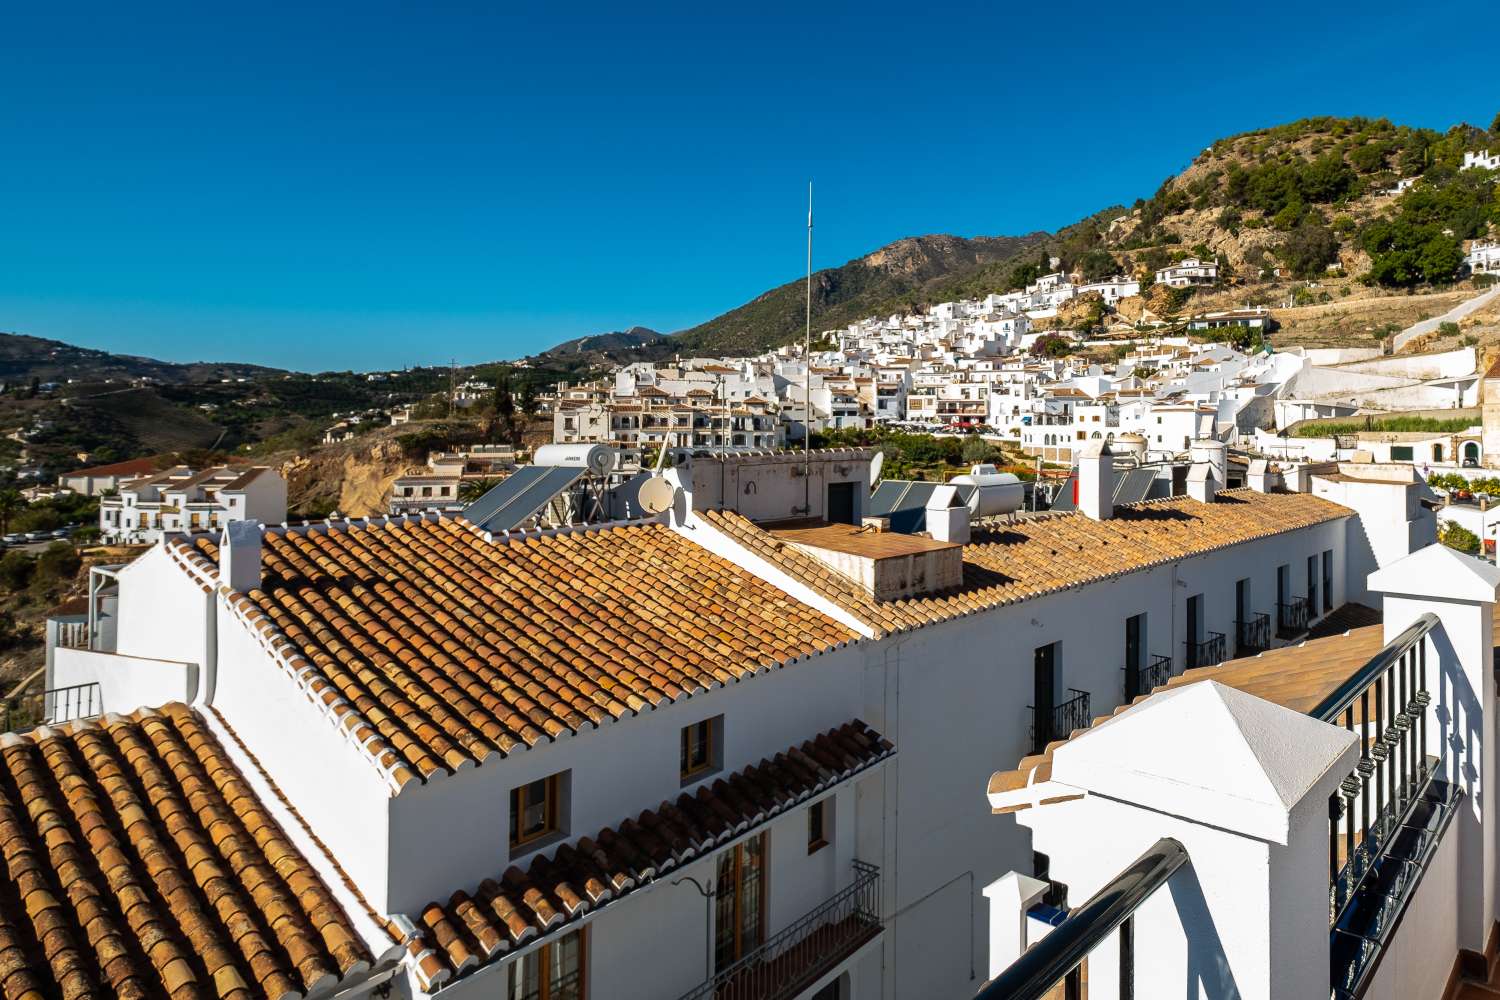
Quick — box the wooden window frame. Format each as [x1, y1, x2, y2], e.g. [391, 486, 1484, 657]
[511, 774, 561, 849]
[716, 834, 768, 969]
[807, 798, 829, 854]
[506, 927, 587, 1000]
[680, 717, 719, 783]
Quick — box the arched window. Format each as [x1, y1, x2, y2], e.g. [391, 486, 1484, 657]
[1466, 442, 1480, 465]
[1091, 431, 1102, 439]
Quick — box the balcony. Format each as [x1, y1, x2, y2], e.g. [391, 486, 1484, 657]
[1278, 597, 1310, 638]
[1186, 631, 1226, 670]
[1236, 613, 1271, 656]
[1124, 653, 1174, 701]
[678, 861, 881, 1000]
[1030, 689, 1091, 755]
[3, 681, 102, 733]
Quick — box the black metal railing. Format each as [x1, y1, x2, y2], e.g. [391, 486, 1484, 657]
[2, 682, 102, 734]
[1278, 597, 1310, 637]
[1236, 613, 1271, 655]
[1124, 654, 1174, 701]
[977, 838, 1190, 1000]
[1186, 631, 1226, 669]
[1318, 613, 1440, 997]
[678, 860, 881, 1000]
[1030, 689, 1091, 754]
[44, 682, 103, 726]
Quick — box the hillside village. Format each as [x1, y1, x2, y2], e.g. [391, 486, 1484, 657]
[13, 90, 1500, 1000]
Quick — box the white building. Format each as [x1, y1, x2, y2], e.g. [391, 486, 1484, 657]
[35, 446, 1432, 1000]
[1466, 240, 1500, 275]
[1154, 257, 1219, 288]
[98, 465, 286, 542]
[1462, 149, 1500, 171]
[981, 538, 1500, 1000]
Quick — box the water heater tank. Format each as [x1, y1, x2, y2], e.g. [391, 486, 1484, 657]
[949, 470, 1025, 517]
[533, 443, 617, 477]
[1116, 432, 1148, 462]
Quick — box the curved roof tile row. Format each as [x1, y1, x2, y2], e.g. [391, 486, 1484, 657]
[0, 704, 370, 1000]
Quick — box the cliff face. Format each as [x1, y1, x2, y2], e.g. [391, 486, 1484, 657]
[278, 433, 416, 518]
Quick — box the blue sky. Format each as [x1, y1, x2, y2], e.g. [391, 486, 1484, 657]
[0, 2, 1494, 372]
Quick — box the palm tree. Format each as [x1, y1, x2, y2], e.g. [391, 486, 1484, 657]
[0, 490, 23, 536]
[459, 478, 501, 504]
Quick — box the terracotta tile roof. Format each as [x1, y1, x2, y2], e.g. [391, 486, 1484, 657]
[64, 457, 160, 479]
[181, 518, 857, 787]
[703, 489, 1351, 638]
[0, 703, 371, 998]
[406, 720, 893, 991]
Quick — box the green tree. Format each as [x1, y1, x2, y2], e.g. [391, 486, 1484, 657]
[0, 552, 32, 592]
[961, 434, 998, 466]
[459, 477, 501, 503]
[1279, 222, 1340, 277]
[33, 542, 80, 590]
[1440, 521, 1481, 556]
[0, 490, 23, 536]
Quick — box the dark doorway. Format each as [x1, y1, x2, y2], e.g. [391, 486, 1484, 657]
[827, 482, 857, 525]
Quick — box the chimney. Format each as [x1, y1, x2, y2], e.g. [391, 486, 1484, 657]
[1247, 458, 1281, 494]
[220, 519, 263, 592]
[1077, 439, 1114, 520]
[926, 484, 971, 544]
[1187, 462, 1219, 503]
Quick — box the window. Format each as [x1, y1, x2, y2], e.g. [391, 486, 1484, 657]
[808, 799, 829, 854]
[510, 774, 563, 849]
[680, 716, 721, 783]
[504, 927, 586, 1000]
[1307, 555, 1319, 618]
[715, 834, 767, 970]
[1322, 550, 1334, 613]
[1391, 445, 1414, 461]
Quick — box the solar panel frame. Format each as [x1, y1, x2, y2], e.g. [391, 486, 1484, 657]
[473, 466, 586, 532]
[868, 480, 909, 517]
[460, 465, 550, 526]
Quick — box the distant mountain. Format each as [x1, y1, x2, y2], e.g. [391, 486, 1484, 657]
[672, 233, 1051, 357]
[533, 326, 670, 365]
[0, 332, 283, 384]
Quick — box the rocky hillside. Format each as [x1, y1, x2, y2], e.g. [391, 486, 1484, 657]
[1098, 116, 1500, 287]
[276, 426, 427, 519]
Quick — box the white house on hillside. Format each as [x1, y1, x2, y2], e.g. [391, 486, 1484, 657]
[1154, 257, 1218, 288]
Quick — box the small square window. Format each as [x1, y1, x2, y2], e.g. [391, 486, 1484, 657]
[510, 774, 561, 849]
[808, 798, 829, 854]
[681, 716, 722, 783]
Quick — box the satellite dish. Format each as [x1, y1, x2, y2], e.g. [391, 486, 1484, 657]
[870, 450, 885, 485]
[639, 476, 675, 515]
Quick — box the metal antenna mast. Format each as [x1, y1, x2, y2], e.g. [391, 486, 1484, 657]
[805, 182, 813, 477]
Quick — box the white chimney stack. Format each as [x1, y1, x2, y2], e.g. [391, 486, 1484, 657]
[1077, 440, 1114, 520]
[1187, 463, 1219, 503]
[926, 484, 971, 544]
[1247, 458, 1281, 494]
[220, 519, 263, 592]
